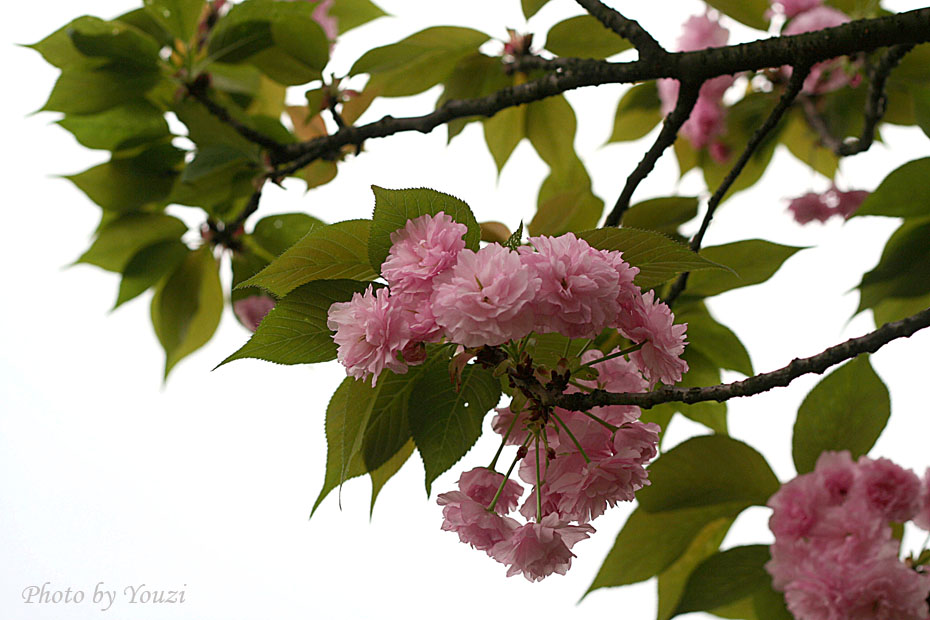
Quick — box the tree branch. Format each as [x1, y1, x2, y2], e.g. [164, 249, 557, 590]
[603, 80, 701, 227]
[186, 84, 288, 155]
[802, 43, 915, 157]
[554, 305, 930, 411]
[664, 65, 811, 305]
[574, 0, 665, 58]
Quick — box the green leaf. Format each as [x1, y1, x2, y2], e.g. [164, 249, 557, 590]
[703, 0, 769, 29]
[220, 279, 372, 367]
[792, 355, 890, 474]
[911, 85, 930, 140]
[872, 290, 930, 327]
[652, 348, 728, 434]
[350, 27, 491, 97]
[578, 228, 728, 289]
[483, 104, 526, 171]
[683, 240, 803, 298]
[369, 440, 414, 516]
[117, 8, 174, 48]
[608, 82, 663, 143]
[781, 109, 839, 179]
[676, 303, 753, 375]
[360, 368, 420, 473]
[241, 220, 377, 297]
[66, 143, 183, 212]
[438, 53, 511, 142]
[251, 213, 324, 257]
[522, 0, 551, 18]
[525, 94, 577, 169]
[622, 196, 698, 235]
[327, 0, 388, 34]
[78, 212, 188, 272]
[42, 65, 162, 115]
[544, 15, 632, 59]
[657, 516, 736, 620]
[57, 101, 170, 151]
[673, 546, 773, 617]
[28, 17, 100, 69]
[587, 503, 744, 594]
[528, 332, 590, 369]
[857, 218, 930, 313]
[530, 166, 604, 236]
[368, 186, 480, 272]
[408, 364, 501, 495]
[637, 435, 779, 513]
[115, 239, 189, 308]
[67, 15, 161, 70]
[752, 583, 793, 620]
[143, 0, 205, 42]
[151, 245, 223, 377]
[182, 145, 256, 183]
[855, 158, 930, 218]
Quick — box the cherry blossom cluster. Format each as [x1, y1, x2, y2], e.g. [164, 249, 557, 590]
[326, 212, 688, 388]
[766, 451, 930, 619]
[657, 13, 733, 161]
[787, 186, 868, 224]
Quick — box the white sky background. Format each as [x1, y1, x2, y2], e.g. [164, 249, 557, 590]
[2, 1, 929, 618]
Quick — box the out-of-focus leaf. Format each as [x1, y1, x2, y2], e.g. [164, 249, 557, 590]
[57, 101, 170, 151]
[151, 245, 223, 377]
[42, 65, 162, 115]
[578, 228, 728, 289]
[855, 158, 930, 218]
[115, 239, 189, 307]
[672, 546, 774, 617]
[327, 0, 388, 34]
[438, 52, 510, 142]
[704, 0, 769, 29]
[143, 0, 205, 42]
[241, 220, 377, 297]
[683, 240, 803, 298]
[857, 218, 930, 313]
[911, 85, 930, 140]
[781, 109, 839, 179]
[608, 82, 663, 143]
[522, 0, 551, 18]
[676, 302, 753, 375]
[530, 165, 604, 236]
[67, 15, 161, 70]
[483, 105, 526, 171]
[350, 27, 490, 97]
[369, 440, 414, 516]
[368, 186, 480, 271]
[77, 212, 188, 272]
[872, 290, 930, 327]
[793, 355, 890, 474]
[622, 196, 698, 235]
[409, 364, 501, 495]
[544, 15, 633, 59]
[252, 213, 324, 256]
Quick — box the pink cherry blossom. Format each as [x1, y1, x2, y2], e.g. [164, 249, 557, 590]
[518, 233, 621, 338]
[676, 13, 729, 51]
[380, 212, 468, 296]
[913, 469, 930, 530]
[233, 294, 275, 332]
[431, 244, 541, 347]
[573, 349, 648, 427]
[327, 286, 410, 385]
[311, 0, 339, 41]
[771, 0, 822, 19]
[458, 467, 524, 514]
[831, 188, 868, 218]
[437, 491, 520, 552]
[788, 192, 835, 224]
[783, 7, 855, 94]
[615, 290, 689, 386]
[490, 514, 594, 582]
[856, 456, 921, 522]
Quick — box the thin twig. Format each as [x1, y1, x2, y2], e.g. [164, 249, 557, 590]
[664, 65, 811, 305]
[554, 305, 930, 411]
[603, 81, 701, 227]
[574, 0, 665, 58]
[186, 85, 288, 155]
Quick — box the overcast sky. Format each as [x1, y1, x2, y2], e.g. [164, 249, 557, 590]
[2, 1, 929, 619]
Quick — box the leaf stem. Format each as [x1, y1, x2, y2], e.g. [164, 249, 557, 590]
[577, 342, 644, 370]
[551, 411, 591, 464]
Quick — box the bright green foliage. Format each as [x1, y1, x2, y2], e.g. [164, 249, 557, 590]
[683, 240, 803, 298]
[43, 66, 163, 115]
[143, 0, 205, 42]
[242, 220, 377, 296]
[621, 196, 698, 236]
[521, 0, 551, 18]
[368, 187, 481, 271]
[438, 53, 511, 142]
[856, 158, 930, 218]
[608, 82, 663, 143]
[67, 15, 162, 69]
[115, 240, 189, 308]
[792, 355, 890, 474]
[857, 217, 930, 313]
[651, 348, 729, 435]
[220, 279, 374, 367]
[151, 245, 223, 377]
[58, 102, 170, 152]
[251, 213, 324, 256]
[578, 228, 727, 289]
[672, 545, 777, 617]
[781, 110, 840, 179]
[544, 15, 633, 59]
[78, 213, 188, 272]
[484, 103, 526, 172]
[409, 364, 502, 495]
[676, 303, 753, 376]
[350, 27, 491, 97]
[369, 440, 414, 516]
[326, 0, 388, 34]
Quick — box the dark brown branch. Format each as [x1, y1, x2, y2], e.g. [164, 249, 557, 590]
[270, 9, 930, 175]
[802, 44, 915, 157]
[554, 305, 930, 411]
[603, 81, 701, 227]
[187, 85, 288, 155]
[664, 65, 811, 305]
[574, 0, 665, 58]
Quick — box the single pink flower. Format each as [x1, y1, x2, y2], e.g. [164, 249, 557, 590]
[855, 456, 921, 522]
[458, 467, 524, 514]
[490, 514, 594, 582]
[615, 290, 689, 386]
[381, 212, 468, 296]
[233, 294, 275, 332]
[327, 286, 410, 385]
[431, 244, 540, 347]
[437, 490, 520, 553]
[518, 233, 621, 338]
